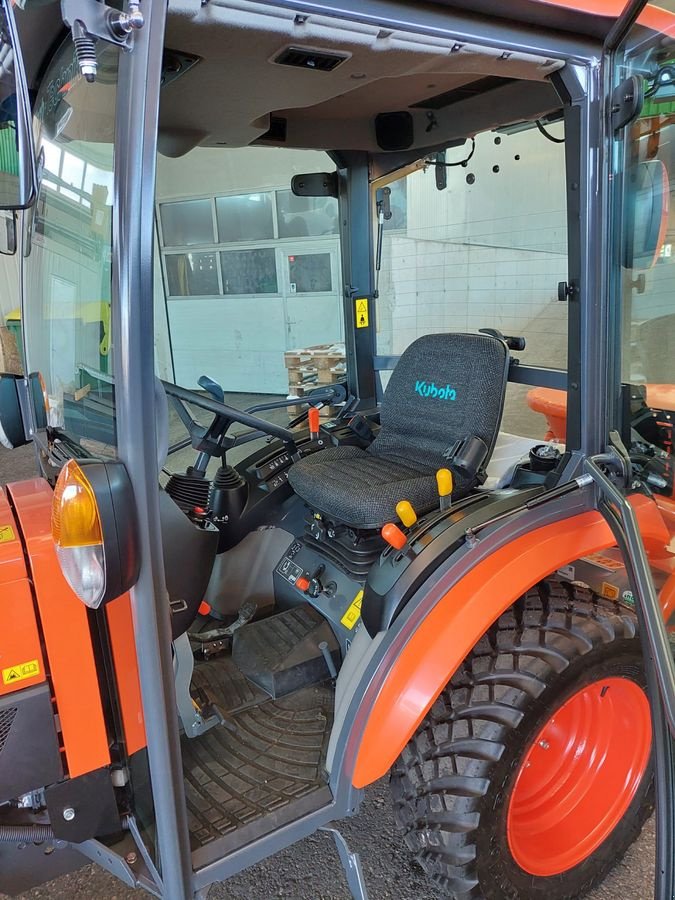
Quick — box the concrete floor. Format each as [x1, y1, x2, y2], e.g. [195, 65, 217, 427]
[0, 439, 655, 900]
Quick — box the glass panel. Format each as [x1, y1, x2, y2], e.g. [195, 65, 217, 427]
[216, 192, 274, 242]
[154, 146, 343, 428]
[276, 191, 338, 238]
[165, 252, 219, 296]
[26, 40, 120, 455]
[160, 198, 214, 246]
[616, 23, 675, 499]
[376, 127, 568, 379]
[220, 248, 278, 294]
[288, 252, 332, 293]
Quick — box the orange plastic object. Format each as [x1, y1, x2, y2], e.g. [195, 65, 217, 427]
[8, 479, 110, 777]
[526, 387, 567, 441]
[528, 384, 675, 443]
[352, 494, 667, 788]
[106, 593, 146, 756]
[535, 0, 675, 37]
[381, 523, 407, 550]
[507, 677, 651, 875]
[296, 575, 311, 592]
[198, 600, 211, 617]
[308, 407, 320, 434]
[0, 487, 46, 698]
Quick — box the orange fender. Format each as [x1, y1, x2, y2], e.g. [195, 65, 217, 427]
[352, 495, 668, 788]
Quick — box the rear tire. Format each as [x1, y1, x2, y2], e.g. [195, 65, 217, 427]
[390, 581, 653, 900]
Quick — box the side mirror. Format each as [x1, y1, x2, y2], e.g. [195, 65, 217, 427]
[624, 158, 669, 271]
[0, 209, 16, 253]
[0, 373, 28, 448]
[0, 0, 37, 209]
[291, 172, 338, 198]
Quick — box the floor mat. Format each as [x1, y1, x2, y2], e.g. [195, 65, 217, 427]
[191, 653, 268, 716]
[182, 681, 334, 868]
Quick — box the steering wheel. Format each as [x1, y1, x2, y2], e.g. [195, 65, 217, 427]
[162, 379, 299, 465]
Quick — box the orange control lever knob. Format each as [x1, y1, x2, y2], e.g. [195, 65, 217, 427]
[381, 523, 408, 550]
[308, 407, 320, 435]
[296, 575, 311, 592]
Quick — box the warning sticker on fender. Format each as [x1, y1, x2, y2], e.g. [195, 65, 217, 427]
[0, 525, 15, 544]
[2, 659, 40, 686]
[341, 590, 363, 630]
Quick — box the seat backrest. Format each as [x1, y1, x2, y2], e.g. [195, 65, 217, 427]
[370, 332, 509, 490]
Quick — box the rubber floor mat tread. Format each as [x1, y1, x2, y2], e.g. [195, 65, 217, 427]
[182, 683, 334, 868]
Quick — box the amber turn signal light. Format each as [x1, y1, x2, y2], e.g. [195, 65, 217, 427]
[52, 460, 139, 609]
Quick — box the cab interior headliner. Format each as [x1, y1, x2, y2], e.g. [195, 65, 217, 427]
[158, 0, 565, 157]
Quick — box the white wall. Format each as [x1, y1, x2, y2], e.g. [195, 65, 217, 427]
[376, 127, 568, 370]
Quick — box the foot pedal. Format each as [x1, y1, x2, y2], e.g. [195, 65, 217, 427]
[232, 605, 340, 698]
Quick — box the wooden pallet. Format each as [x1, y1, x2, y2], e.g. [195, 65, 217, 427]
[284, 343, 346, 418]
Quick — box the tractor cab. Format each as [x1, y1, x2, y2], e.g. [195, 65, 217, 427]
[0, 1, 675, 898]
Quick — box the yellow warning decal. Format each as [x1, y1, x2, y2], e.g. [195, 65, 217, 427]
[341, 590, 363, 630]
[355, 298, 369, 329]
[0, 525, 15, 544]
[600, 582, 620, 601]
[2, 660, 40, 686]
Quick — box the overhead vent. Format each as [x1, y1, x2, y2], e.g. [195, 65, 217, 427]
[272, 46, 350, 73]
[411, 76, 517, 110]
[161, 49, 201, 89]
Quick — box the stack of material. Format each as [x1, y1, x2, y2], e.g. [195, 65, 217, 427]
[284, 343, 346, 416]
[0, 326, 22, 374]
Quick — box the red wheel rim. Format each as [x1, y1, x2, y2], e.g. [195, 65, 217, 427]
[506, 676, 651, 877]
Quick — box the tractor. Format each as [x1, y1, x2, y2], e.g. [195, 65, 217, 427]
[0, 0, 674, 898]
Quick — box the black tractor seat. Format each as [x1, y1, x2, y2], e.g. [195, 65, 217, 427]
[288, 332, 510, 529]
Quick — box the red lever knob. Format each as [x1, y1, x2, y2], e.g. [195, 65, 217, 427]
[296, 575, 311, 592]
[381, 523, 407, 550]
[308, 407, 320, 435]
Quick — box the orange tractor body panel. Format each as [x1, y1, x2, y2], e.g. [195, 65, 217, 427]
[352, 494, 669, 788]
[0, 486, 46, 699]
[106, 593, 146, 755]
[8, 478, 110, 778]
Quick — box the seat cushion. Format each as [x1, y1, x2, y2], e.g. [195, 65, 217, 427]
[287, 445, 440, 528]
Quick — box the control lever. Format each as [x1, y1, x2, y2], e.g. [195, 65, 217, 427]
[308, 406, 320, 441]
[381, 522, 415, 560]
[436, 468, 453, 511]
[396, 500, 417, 528]
[198, 374, 225, 403]
[189, 600, 257, 658]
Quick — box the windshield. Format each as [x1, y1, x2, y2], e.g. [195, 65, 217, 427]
[24, 38, 118, 458]
[153, 145, 344, 472]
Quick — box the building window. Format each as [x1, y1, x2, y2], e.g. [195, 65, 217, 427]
[276, 191, 339, 238]
[160, 199, 215, 247]
[288, 252, 332, 293]
[220, 248, 278, 295]
[216, 193, 275, 242]
[165, 252, 220, 297]
[159, 186, 339, 299]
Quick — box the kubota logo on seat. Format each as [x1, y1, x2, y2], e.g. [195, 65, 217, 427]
[414, 381, 456, 400]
